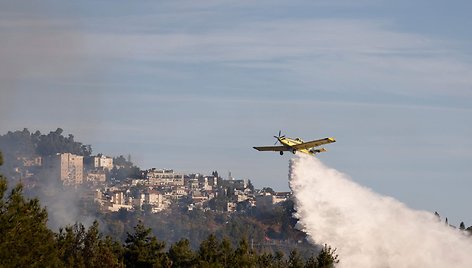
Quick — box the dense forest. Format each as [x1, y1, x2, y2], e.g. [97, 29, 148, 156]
[0, 151, 339, 267]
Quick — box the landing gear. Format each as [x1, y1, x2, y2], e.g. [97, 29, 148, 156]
[279, 151, 284, 155]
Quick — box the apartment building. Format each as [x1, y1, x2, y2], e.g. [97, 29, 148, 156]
[45, 153, 84, 185]
[146, 168, 184, 186]
[92, 155, 114, 171]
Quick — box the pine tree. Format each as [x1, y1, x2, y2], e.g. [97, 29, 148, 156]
[304, 255, 317, 268]
[434, 211, 441, 221]
[57, 221, 123, 267]
[233, 237, 256, 267]
[56, 223, 86, 266]
[316, 244, 339, 268]
[168, 238, 195, 267]
[218, 237, 234, 267]
[257, 252, 275, 268]
[124, 221, 169, 267]
[287, 249, 304, 268]
[0, 152, 61, 267]
[96, 236, 125, 267]
[198, 234, 220, 265]
[274, 251, 286, 268]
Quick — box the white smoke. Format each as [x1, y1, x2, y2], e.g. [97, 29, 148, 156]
[289, 154, 472, 268]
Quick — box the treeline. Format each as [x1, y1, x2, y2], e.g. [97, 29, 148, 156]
[0, 127, 91, 158]
[91, 198, 308, 251]
[0, 128, 144, 182]
[0, 128, 91, 180]
[51, 221, 337, 268]
[0, 152, 338, 267]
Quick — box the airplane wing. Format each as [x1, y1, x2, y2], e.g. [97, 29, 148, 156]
[253, 145, 290, 152]
[292, 137, 336, 150]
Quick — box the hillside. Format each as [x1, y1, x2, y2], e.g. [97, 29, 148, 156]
[0, 128, 318, 257]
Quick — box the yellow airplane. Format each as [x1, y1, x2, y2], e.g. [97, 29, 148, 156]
[253, 131, 336, 156]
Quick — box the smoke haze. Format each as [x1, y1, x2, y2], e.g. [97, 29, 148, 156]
[35, 166, 95, 231]
[0, 2, 103, 229]
[290, 154, 472, 267]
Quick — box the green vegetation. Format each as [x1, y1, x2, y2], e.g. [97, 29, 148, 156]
[109, 155, 143, 181]
[0, 154, 61, 267]
[90, 196, 314, 257]
[0, 128, 91, 158]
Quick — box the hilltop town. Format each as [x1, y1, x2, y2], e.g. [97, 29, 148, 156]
[2, 131, 291, 215]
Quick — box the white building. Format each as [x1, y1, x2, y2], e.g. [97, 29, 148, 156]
[86, 170, 106, 183]
[111, 191, 125, 205]
[44, 153, 84, 186]
[108, 204, 132, 212]
[146, 169, 184, 186]
[255, 192, 291, 208]
[93, 155, 114, 171]
[143, 190, 169, 212]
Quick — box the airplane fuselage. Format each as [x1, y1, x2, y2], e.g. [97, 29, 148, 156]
[278, 137, 323, 155]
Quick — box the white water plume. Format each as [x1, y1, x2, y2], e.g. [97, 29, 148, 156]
[289, 154, 472, 268]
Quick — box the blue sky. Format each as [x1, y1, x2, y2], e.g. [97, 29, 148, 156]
[1, 0, 472, 224]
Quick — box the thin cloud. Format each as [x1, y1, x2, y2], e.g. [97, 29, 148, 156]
[73, 17, 472, 101]
[2, 2, 471, 102]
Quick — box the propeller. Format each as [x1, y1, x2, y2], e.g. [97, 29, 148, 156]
[273, 130, 285, 145]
